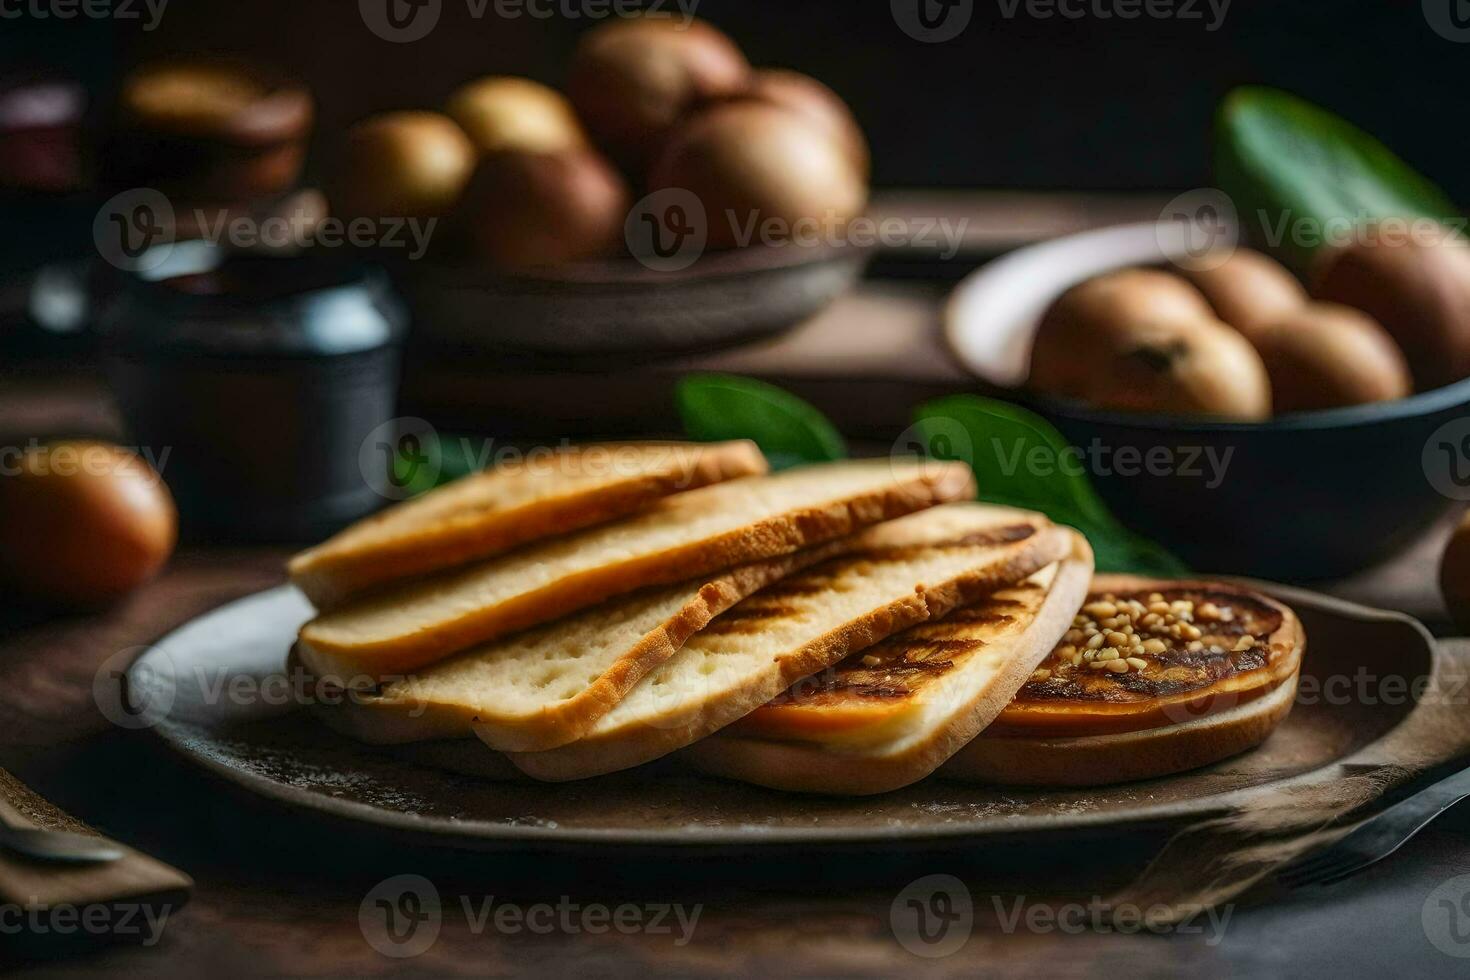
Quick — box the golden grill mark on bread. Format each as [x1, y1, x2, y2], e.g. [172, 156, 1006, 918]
[737, 581, 1047, 726]
[698, 600, 805, 636]
[289, 441, 768, 608]
[698, 528, 1037, 645]
[681, 532, 1094, 795]
[502, 505, 1069, 783]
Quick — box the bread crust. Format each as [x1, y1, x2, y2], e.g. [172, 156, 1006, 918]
[940, 671, 1299, 786]
[298, 461, 977, 683]
[504, 518, 1070, 782]
[683, 532, 1094, 795]
[289, 441, 768, 609]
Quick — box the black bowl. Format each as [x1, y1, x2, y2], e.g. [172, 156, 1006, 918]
[1024, 385, 1470, 580]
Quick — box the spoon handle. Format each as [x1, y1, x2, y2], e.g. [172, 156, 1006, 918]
[0, 767, 193, 916]
[0, 821, 127, 864]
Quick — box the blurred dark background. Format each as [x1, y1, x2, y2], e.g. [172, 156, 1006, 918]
[2, 0, 1465, 338]
[1, 0, 1463, 193]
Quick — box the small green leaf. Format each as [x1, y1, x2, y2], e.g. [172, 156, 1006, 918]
[912, 395, 1188, 577]
[396, 432, 483, 497]
[676, 373, 847, 469]
[431, 435, 485, 488]
[912, 396, 1111, 527]
[1215, 86, 1460, 271]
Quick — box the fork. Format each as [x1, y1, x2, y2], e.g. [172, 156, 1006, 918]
[1277, 765, 1470, 890]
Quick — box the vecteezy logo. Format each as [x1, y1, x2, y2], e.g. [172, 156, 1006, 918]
[360, 875, 442, 958]
[625, 188, 707, 272]
[360, 0, 441, 42]
[93, 645, 177, 731]
[890, 418, 974, 503]
[1424, 0, 1470, 42]
[360, 417, 443, 501]
[1158, 683, 1242, 726]
[1423, 419, 1470, 501]
[891, 0, 973, 42]
[1157, 188, 1238, 271]
[1423, 874, 1470, 957]
[890, 874, 973, 958]
[93, 188, 175, 272]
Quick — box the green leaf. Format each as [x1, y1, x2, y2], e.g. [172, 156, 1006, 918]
[395, 432, 484, 497]
[912, 395, 1113, 529]
[431, 435, 485, 488]
[912, 395, 1188, 577]
[1214, 86, 1460, 272]
[676, 373, 847, 469]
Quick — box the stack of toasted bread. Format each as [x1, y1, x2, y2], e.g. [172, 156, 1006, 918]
[288, 442, 1304, 795]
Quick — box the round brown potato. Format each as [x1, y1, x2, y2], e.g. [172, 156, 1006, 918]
[1312, 223, 1470, 391]
[566, 16, 749, 169]
[743, 69, 868, 178]
[1032, 268, 1215, 399]
[333, 111, 475, 223]
[646, 101, 867, 251]
[0, 441, 177, 606]
[445, 76, 587, 156]
[1441, 511, 1470, 633]
[462, 147, 631, 271]
[1030, 270, 1271, 419]
[1179, 247, 1306, 340]
[1037, 268, 1217, 348]
[1249, 302, 1412, 413]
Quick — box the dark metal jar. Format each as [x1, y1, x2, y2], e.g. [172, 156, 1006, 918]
[99, 244, 407, 541]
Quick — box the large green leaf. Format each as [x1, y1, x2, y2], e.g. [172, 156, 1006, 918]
[1214, 86, 1459, 272]
[676, 373, 847, 469]
[912, 396, 1188, 577]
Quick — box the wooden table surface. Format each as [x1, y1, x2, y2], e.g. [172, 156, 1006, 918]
[4, 229, 1470, 976]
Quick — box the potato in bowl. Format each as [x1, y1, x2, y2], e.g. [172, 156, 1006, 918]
[944, 222, 1470, 578]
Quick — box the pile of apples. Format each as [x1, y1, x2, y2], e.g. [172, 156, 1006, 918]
[332, 15, 869, 272]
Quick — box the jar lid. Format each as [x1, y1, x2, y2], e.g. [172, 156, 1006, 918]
[100, 243, 408, 358]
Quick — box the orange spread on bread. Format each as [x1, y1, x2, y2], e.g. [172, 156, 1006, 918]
[733, 578, 1048, 739]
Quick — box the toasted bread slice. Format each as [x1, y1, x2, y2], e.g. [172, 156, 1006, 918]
[289, 441, 767, 608]
[942, 676, 1299, 787]
[684, 531, 1093, 795]
[301, 540, 850, 750]
[941, 575, 1305, 786]
[503, 504, 1071, 782]
[297, 460, 975, 684]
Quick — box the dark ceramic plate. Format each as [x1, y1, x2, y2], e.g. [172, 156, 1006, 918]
[945, 222, 1470, 579]
[127, 582, 1450, 853]
[400, 243, 870, 356]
